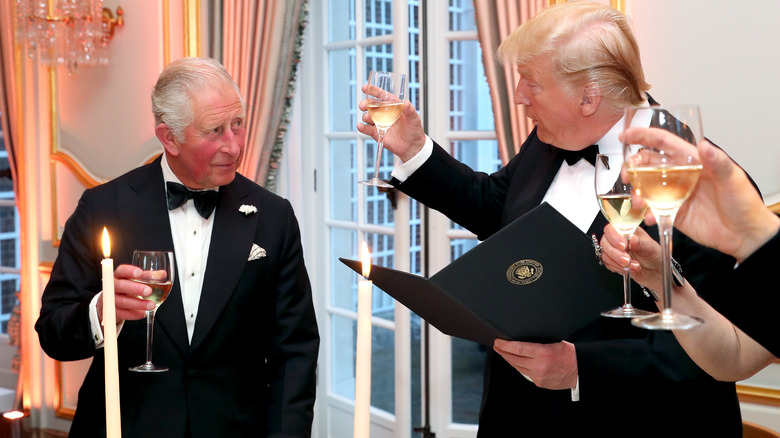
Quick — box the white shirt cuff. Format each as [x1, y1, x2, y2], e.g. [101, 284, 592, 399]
[571, 377, 580, 402]
[90, 292, 124, 348]
[391, 136, 434, 183]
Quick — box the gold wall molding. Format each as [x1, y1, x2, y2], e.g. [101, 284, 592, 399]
[738, 384, 780, 408]
[183, 0, 201, 57]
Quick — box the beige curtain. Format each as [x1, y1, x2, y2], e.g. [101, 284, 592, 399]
[473, 0, 546, 165]
[0, 2, 21, 198]
[0, 0, 24, 411]
[222, 0, 308, 190]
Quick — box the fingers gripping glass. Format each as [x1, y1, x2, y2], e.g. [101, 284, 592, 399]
[129, 250, 174, 372]
[359, 70, 408, 188]
[623, 105, 704, 330]
[595, 154, 653, 318]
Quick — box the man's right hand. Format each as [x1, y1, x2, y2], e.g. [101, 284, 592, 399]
[357, 84, 428, 163]
[98, 264, 156, 324]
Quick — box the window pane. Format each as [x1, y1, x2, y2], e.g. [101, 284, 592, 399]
[331, 228, 358, 310]
[450, 140, 500, 232]
[448, 0, 475, 31]
[451, 337, 484, 424]
[329, 0, 356, 42]
[331, 313, 357, 399]
[364, 0, 393, 38]
[0, 240, 14, 268]
[365, 43, 394, 75]
[0, 207, 15, 234]
[449, 40, 494, 131]
[365, 232, 395, 322]
[329, 49, 357, 132]
[330, 139, 357, 222]
[452, 140, 501, 173]
[371, 325, 395, 414]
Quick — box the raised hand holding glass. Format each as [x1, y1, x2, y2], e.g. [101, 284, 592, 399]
[623, 104, 704, 330]
[359, 70, 408, 188]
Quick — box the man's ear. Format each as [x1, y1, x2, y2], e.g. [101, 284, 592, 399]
[580, 83, 602, 117]
[155, 123, 180, 157]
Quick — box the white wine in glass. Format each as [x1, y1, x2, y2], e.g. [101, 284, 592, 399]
[623, 104, 704, 330]
[595, 154, 653, 318]
[129, 250, 174, 372]
[359, 70, 408, 188]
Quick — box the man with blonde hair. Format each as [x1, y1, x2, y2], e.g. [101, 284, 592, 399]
[358, 1, 742, 435]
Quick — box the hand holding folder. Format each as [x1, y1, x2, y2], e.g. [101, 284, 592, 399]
[341, 202, 622, 346]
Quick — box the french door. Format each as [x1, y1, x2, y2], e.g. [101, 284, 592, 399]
[300, 1, 499, 436]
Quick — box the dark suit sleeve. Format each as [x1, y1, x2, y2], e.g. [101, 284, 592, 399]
[265, 200, 319, 437]
[698, 227, 780, 357]
[395, 143, 509, 240]
[35, 188, 105, 361]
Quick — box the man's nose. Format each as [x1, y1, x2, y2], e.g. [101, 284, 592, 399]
[514, 84, 531, 106]
[221, 130, 243, 156]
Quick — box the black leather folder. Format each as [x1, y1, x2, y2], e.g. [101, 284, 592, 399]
[340, 202, 623, 346]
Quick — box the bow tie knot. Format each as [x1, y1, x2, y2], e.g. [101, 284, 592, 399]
[561, 144, 599, 166]
[166, 181, 219, 218]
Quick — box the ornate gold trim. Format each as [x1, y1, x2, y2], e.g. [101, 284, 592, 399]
[50, 153, 102, 189]
[183, 0, 201, 57]
[163, 0, 170, 65]
[738, 384, 780, 407]
[48, 68, 60, 247]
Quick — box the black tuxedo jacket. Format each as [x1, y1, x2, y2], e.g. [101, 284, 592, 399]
[394, 130, 743, 437]
[36, 158, 319, 438]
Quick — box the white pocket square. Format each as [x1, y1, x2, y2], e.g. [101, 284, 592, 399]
[248, 244, 266, 261]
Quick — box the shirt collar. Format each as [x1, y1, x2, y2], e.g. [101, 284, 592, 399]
[160, 153, 219, 192]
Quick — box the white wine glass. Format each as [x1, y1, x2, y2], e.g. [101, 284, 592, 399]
[623, 104, 704, 330]
[359, 70, 408, 188]
[595, 154, 653, 318]
[129, 250, 174, 372]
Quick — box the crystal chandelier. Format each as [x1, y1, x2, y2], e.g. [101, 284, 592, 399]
[15, 0, 124, 74]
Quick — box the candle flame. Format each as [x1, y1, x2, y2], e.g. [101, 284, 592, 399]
[360, 241, 371, 278]
[102, 227, 111, 258]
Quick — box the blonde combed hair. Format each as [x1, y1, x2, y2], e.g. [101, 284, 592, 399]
[497, 1, 650, 111]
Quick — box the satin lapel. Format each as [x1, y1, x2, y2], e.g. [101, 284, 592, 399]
[188, 178, 256, 353]
[119, 160, 190, 356]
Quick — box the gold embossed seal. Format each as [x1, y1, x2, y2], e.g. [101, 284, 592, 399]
[506, 259, 543, 285]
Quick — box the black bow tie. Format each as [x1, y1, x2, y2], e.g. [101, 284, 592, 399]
[561, 144, 599, 166]
[166, 181, 219, 218]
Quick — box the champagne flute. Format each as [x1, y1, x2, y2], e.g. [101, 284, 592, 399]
[129, 250, 174, 372]
[595, 154, 653, 318]
[623, 104, 704, 330]
[359, 70, 408, 188]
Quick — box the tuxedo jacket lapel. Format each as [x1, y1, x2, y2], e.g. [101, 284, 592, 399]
[119, 159, 191, 356]
[189, 178, 256, 353]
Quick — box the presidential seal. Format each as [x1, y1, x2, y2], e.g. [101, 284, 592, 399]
[506, 259, 543, 285]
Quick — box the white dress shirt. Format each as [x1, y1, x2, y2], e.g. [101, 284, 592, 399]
[90, 155, 217, 346]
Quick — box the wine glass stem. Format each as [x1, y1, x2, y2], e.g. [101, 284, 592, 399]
[372, 129, 387, 180]
[622, 233, 634, 308]
[656, 213, 675, 314]
[145, 309, 156, 365]
[622, 270, 632, 308]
